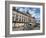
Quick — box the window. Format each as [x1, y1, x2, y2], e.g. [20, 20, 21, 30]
[19, 16, 21, 22]
[22, 16, 24, 22]
[16, 15, 18, 21]
[12, 15, 16, 21]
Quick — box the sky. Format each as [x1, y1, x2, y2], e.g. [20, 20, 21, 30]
[16, 7, 40, 19]
[15, 7, 40, 21]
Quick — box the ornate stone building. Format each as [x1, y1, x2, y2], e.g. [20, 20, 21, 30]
[12, 7, 36, 30]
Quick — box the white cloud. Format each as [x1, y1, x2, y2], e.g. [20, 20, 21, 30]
[32, 8, 36, 11]
[19, 8, 24, 12]
[29, 10, 36, 17]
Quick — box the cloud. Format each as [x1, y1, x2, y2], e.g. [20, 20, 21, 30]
[16, 7, 40, 20]
[32, 8, 36, 11]
[28, 10, 36, 17]
[18, 8, 24, 12]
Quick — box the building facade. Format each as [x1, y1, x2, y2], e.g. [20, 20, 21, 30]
[12, 7, 36, 30]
